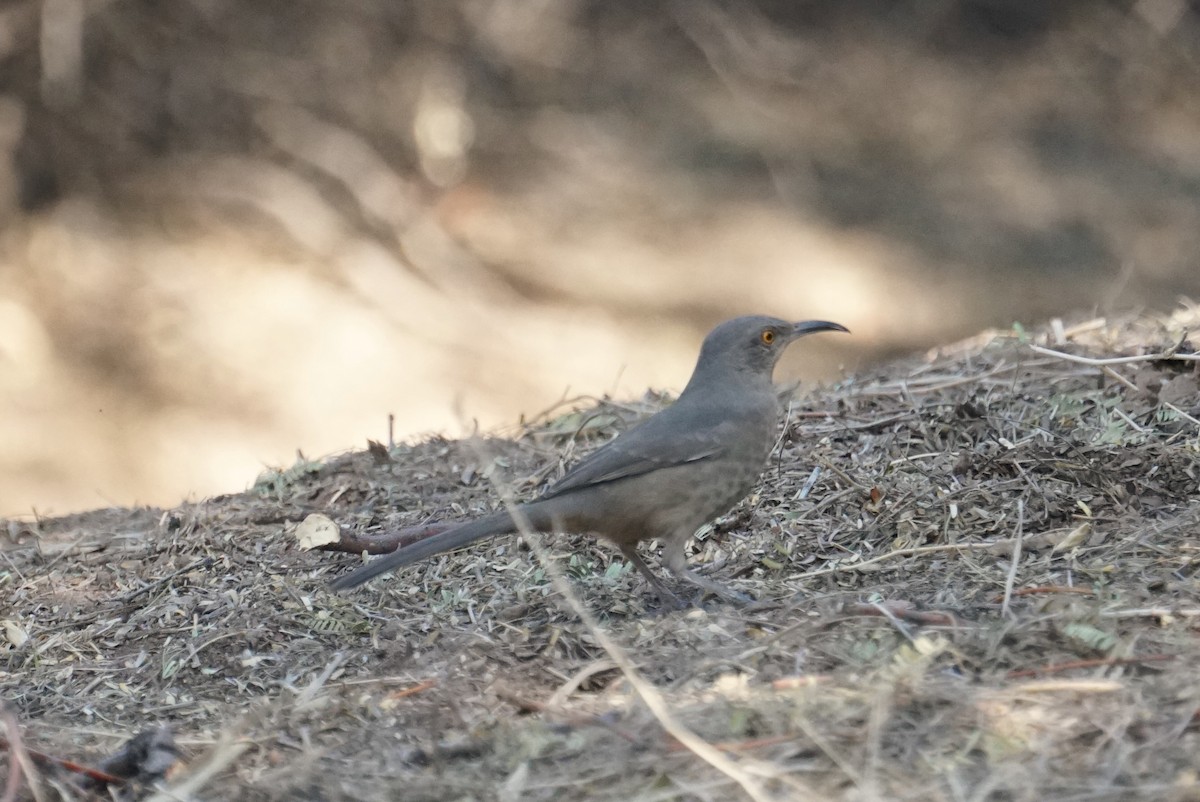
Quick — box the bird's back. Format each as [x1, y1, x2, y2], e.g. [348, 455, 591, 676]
[531, 379, 781, 543]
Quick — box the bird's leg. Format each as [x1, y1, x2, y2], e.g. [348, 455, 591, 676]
[618, 543, 686, 609]
[660, 537, 752, 604]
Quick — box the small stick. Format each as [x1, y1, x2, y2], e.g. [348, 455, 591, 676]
[1099, 607, 1200, 619]
[790, 539, 1033, 581]
[382, 679, 437, 701]
[321, 523, 453, 555]
[797, 467, 821, 501]
[1009, 679, 1123, 694]
[0, 737, 124, 789]
[1028, 344, 1200, 365]
[991, 586, 1093, 602]
[293, 651, 346, 709]
[490, 686, 641, 745]
[863, 601, 915, 643]
[1006, 654, 1175, 680]
[1000, 500, 1025, 619]
[844, 602, 962, 628]
[1033, 346, 1200, 428]
[771, 675, 832, 690]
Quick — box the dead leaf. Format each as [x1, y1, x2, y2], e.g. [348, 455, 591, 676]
[295, 513, 341, 550]
[2, 619, 28, 648]
[1052, 522, 1091, 553]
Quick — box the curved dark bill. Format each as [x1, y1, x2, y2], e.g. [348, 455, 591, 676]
[791, 320, 850, 337]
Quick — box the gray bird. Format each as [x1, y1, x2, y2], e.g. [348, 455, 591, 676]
[330, 315, 848, 601]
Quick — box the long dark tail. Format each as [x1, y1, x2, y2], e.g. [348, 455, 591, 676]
[329, 504, 542, 591]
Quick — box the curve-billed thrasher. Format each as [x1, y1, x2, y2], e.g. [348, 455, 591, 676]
[331, 315, 848, 599]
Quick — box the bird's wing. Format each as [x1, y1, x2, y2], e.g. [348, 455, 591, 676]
[541, 407, 731, 498]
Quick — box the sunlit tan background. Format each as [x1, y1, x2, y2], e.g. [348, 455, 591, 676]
[2, 1, 1199, 516]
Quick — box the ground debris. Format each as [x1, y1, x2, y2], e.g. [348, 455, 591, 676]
[3, 308, 1199, 801]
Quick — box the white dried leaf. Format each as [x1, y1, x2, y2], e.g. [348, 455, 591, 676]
[1052, 522, 1091, 553]
[295, 513, 341, 550]
[2, 619, 28, 648]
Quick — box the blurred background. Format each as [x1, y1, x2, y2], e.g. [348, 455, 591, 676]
[2, 0, 1199, 516]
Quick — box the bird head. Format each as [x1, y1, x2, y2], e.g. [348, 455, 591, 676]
[684, 315, 849, 391]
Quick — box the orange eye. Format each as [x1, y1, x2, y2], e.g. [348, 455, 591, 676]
[760, 329, 776, 345]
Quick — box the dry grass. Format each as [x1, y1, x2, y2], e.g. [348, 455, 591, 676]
[3, 307, 1199, 801]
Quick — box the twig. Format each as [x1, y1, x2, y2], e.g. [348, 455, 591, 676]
[293, 651, 346, 709]
[328, 675, 435, 690]
[1164, 402, 1200, 428]
[772, 398, 796, 466]
[843, 602, 963, 628]
[0, 549, 25, 583]
[851, 361, 1029, 396]
[1008, 679, 1124, 694]
[1111, 404, 1151, 433]
[491, 685, 641, 745]
[864, 602, 915, 643]
[1006, 654, 1175, 679]
[790, 539, 1036, 581]
[382, 679, 437, 701]
[770, 675, 832, 690]
[548, 659, 619, 707]
[797, 467, 821, 501]
[1100, 365, 1140, 392]
[1031, 344, 1200, 427]
[518, 393, 608, 430]
[323, 523, 452, 555]
[1000, 500, 1025, 619]
[1099, 608, 1200, 619]
[0, 736, 124, 788]
[1028, 343, 1200, 365]
[991, 586, 1093, 602]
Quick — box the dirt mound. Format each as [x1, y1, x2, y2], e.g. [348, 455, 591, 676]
[3, 308, 1199, 800]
